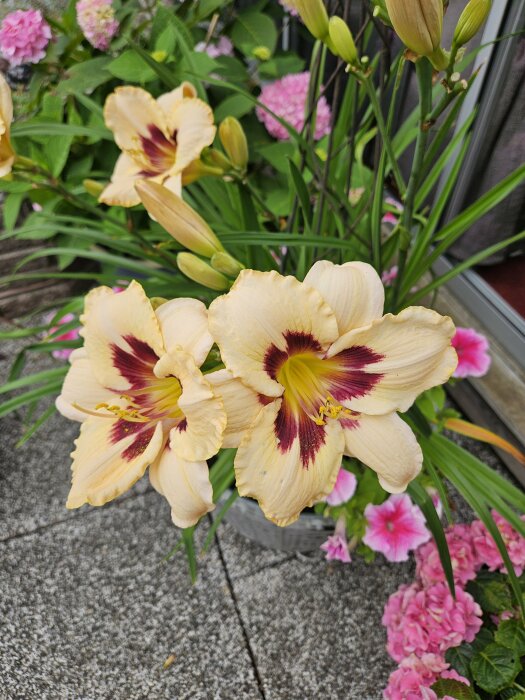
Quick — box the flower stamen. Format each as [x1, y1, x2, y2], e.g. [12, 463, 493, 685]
[312, 395, 360, 426]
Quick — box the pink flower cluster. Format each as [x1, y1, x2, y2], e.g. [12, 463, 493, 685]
[383, 512, 525, 698]
[256, 72, 331, 141]
[451, 327, 491, 378]
[0, 10, 52, 66]
[195, 36, 233, 59]
[76, 0, 119, 51]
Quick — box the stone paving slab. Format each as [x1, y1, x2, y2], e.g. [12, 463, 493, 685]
[0, 492, 261, 700]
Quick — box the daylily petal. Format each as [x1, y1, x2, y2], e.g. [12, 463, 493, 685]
[149, 445, 214, 528]
[343, 413, 422, 493]
[155, 297, 213, 367]
[169, 98, 216, 174]
[0, 74, 13, 134]
[81, 281, 165, 391]
[154, 349, 226, 462]
[156, 81, 197, 116]
[104, 86, 169, 160]
[99, 152, 143, 207]
[206, 369, 263, 448]
[327, 306, 457, 414]
[162, 173, 182, 196]
[235, 400, 344, 526]
[67, 418, 165, 508]
[303, 260, 385, 334]
[208, 269, 339, 397]
[56, 349, 116, 422]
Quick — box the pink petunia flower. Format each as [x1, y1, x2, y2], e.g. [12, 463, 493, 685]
[383, 582, 482, 663]
[363, 494, 431, 563]
[321, 515, 351, 563]
[47, 312, 81, 361]
[195, 35, 233, 58]
[0, 10, 52, 66]
[451, 327, 491, 378]
[426, 488, 443, 519]
[76, 0, 119, 51]
[471, 511, 525, 576]
[326, 468, 357, 506]
[415, 523, 478, 588]
[256, 72, 331, 141]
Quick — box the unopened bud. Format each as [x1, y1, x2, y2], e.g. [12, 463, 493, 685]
[219, 117, 249, 171]
[385, 0, 443, 58]
[328, 17, 358, 65]
[135, 180, 224, 258]
[201, 148, 233, 172]
[83, 179, 104, 197]
[288, 0, 329, 40]
[371, 0, 391, 25]
[252, 46, 271, 61]
[177, 253, 230, 291]
[454, 0, 491, 48]
[210, 252, 245, 278]
[151, 50, 168, 63]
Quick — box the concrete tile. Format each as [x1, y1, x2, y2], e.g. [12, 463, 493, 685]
[0, 493, 261, 700]
[217, 523, 410, 699]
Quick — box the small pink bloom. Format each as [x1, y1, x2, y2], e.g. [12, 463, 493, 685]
[279, 0, 299, 16]
[384, 654, 446, 700]
[76, 0, 119, 51]
[383, 582, 482, 662]
[47, 312, 81, 361]
[471, 511, 525, 576]
[256, 72, 331, 141]
[440, 669, 470, 685]
[195, 35, 233, 58]
[0, 10, 52, 66]
[451, 327, 491, 378]
[326, 468, 357, 506]
[321, 515, 351, 563]
[415, 523, 478, 588]
[427, 488, 443, 519]
[363, 494, 431, 563]
[382, 265, 399, 287]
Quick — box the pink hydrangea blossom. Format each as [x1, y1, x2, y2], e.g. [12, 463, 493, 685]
[279, 0, 299, 16]
[363, 495, 431, 563]
[321, 516, 351, 563]
[382, 266, 399, 287]
[440, 669, 470, 685]
[195, 35, 233, 58]
[76, 0, 119, 51]
[451, 327, 491, 378]
[0, 10, 52, 66]
[471, 511, 525, 576]
[383, 654, 470, 700]
[256, 72, 331, 141]
[383, 582, 482, 662]
[415, 524, 478, 588]
[326, 468, 357, 506]
[47, 313, 81, 361]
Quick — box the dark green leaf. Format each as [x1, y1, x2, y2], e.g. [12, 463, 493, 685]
[446, 643, 475, 680]
[471, 643, 520, 694]
[431, 678, 476, 699]
[467, 577, 514, 615]
[107, 50, 157, 82]
[230, 10, 277, 57]
[495, 619, 525, 656]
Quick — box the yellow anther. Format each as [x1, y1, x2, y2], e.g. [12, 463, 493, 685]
[95, 402, 109, 410]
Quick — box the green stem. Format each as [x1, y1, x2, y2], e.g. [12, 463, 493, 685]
[392, 58, 433, 311]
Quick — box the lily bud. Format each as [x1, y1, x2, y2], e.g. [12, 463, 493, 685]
[177, 253, 230, 292]
[219, 117, 249, 171]
[83, 179, 104, 197]
[454, 0, 491, 47]
[135, 180, 224, 258]
[288, 0, 329, 40]
[385, 0, 443, 58]
[371, 0, 391, 25]
[328, 17, 358, 66]
[210, 252, 245, 278]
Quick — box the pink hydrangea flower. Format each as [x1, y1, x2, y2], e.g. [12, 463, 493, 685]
[440, 669, 471, 685]
[47, 313, 81, 361]
[384, 654, 446, 700]
[0, 10, 52, 66]
[363, 495, 431, 563]
[383, 582, 482, 663]
[321, 516, 351, 563]
[256, 72, 331, 141]
[471, 511, 525, 576]
[76, 0, 119, 51]
[382, 266, 399, 287]
[451, 327, 491, 378]
[326, 468, 357, 506]
[195, 36, 233, 58]
[415, 524, 478, 588]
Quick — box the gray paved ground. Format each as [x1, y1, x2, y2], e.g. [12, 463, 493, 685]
[0, 338, 512, 700]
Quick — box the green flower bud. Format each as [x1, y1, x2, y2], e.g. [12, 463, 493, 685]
[177, 253, 230, 291]
[454, 0, 491, 47]
[210, 252, 245, 278]
[219, 117, 249, 171]
[328, 16, 358, 66]
[252, 46, 271, 61]
[83, 179, 104, 197]
[288, 0, 329, 40]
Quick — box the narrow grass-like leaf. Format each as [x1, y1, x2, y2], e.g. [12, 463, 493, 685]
[0, 367, 67, 395]
[17, 405, 57, 447]
[202, 490, 239, 554]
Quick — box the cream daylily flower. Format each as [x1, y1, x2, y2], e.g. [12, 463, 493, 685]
[0, 74, 15, 178]
[56, 282, 227, 528]
[100, 82, 216, 207]
[208, 261, 458, 527]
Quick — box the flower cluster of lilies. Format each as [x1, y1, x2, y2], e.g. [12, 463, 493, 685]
[57, 261, 458, 529]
